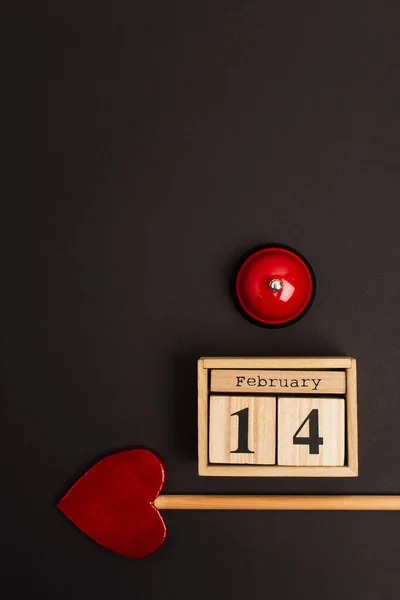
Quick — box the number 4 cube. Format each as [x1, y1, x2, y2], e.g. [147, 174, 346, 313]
[277, 397, 345, 466]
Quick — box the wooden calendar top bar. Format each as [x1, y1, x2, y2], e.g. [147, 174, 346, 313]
[201, 357, 353, 369]
[210, 370, 346, 394]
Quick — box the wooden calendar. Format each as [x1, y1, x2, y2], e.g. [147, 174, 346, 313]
[198, 357, 358, 477]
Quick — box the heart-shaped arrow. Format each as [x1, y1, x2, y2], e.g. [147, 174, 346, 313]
[57, 449, 167, 558]
[58, 448, 400, 559]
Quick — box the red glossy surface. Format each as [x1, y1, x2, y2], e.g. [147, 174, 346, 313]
[57, 449, 166, 559]
[235, 246, 314, 325]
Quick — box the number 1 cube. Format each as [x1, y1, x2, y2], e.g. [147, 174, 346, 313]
[209, 396, 276, 465]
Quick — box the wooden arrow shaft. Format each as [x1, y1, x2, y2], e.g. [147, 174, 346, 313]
[154, 495, 400, 511]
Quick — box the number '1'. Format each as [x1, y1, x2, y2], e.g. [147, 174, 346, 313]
[231, 407, 254, 454]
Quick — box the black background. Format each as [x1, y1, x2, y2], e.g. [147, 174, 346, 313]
[3, 1, 400, 598]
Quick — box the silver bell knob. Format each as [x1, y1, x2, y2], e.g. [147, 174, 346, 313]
[269, 278, 283, 292]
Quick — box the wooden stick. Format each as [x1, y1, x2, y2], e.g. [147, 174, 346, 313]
[154, 495, 400, 511]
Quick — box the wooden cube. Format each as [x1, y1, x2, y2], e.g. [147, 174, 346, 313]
[209, 396, 276, 465]
[277, 397, 345, 466]
[198, 356, 358, 477]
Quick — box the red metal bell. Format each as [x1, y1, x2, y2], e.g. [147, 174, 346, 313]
[233, 245, 315, 327]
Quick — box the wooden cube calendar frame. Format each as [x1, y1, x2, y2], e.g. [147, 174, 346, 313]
[198, 356, 358, 477]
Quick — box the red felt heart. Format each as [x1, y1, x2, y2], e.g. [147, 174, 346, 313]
[57, 448, 167, 558]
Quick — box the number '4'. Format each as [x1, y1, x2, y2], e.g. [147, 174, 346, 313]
[293, 409, 324, 454]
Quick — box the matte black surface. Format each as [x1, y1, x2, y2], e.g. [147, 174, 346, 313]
[2, 2, 400, 598]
